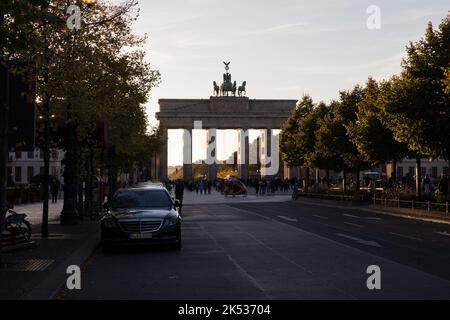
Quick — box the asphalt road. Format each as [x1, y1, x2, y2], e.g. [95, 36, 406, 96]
[59, 200, 450, 300]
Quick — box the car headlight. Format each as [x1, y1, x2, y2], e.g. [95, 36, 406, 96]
[164, 217, 178, 227]
[102, 217, 117, 228]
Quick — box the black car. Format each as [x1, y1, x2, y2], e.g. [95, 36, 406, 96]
[101, 186, 182, 251]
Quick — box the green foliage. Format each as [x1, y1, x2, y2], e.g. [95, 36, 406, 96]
[280, 95, 314, 167]
[282, 14, 450, 183]
[0, 0, 50, 60]
[380, 17, 450, 160]
[347, 77, 408, 166]
[10, 0, 162, 174]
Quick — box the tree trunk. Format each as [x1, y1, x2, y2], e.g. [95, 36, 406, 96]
[415, 156, 421, 198]
[392, 159, 397, 181]
[84, 148, 94, 217]
[305, 167, 310, 193]
[343, 168, 347, 192]
[315, 169, 320, 186]
[356, 167, 361, 192]
[326, 169, 330, 188]
[41, 100, 50, 237]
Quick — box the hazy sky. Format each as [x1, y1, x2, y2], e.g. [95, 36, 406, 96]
[111, 0, 449, 165]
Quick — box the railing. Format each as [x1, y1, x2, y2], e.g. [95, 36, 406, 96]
[373, 197, 449, 215]
[298, 192, 363, 202]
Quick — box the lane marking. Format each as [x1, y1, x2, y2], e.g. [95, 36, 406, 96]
[344, 222, 364, 228]
[313, 214, 328, 220]
[389, 232, 423, 241]
[343, 214, 381, 221]
[334, 233, 382, 247]
[435, 231, 450, 237]
[277, 215, 298, 222]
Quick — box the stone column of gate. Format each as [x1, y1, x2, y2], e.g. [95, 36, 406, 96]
[238, 129, 250, 180]
[158, 127, 168, 181]
[183, 128, 193, 181]
[261, 128, 272, 177]
[206, 128, 217, 181]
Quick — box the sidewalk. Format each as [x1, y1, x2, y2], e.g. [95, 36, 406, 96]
[13, 201, 63, 227]
[0, 202, 100, 300]
[295, 196, 450, 225]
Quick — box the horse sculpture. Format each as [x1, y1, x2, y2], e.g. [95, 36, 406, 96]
[238, 81, 247, 96]
[213, 81, 220, 96]
[231, 81, 237, 96]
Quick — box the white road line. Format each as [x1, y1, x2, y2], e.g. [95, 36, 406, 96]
[277, 215, 298, 222]
[344, 222, 364, 228]
[343, 214, 381, 221]
[435, 231, 450, 237]
[313, 214, 328, 219]
[334, 233, 382, 247]
[389, 232, 423, 241]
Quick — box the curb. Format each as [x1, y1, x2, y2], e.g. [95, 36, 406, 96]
[24, 231, 100, 300]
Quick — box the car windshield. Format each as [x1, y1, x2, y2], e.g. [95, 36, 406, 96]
[112, 190, 172, 209]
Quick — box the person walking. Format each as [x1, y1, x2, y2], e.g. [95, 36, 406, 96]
[50, 181, 59, 204]
[175, 180, 185, 213]
[199, 179, 205, 195]
[255, 179, 260, 196]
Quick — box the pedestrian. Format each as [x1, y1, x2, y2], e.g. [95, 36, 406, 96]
[438, 175, 449, 197]
[50, 181, 59, 203]
[175, 180, 185, 213]
[199, 180, 205, 195]
[255, 179, 260, 195]
[207, 181, 212, 194]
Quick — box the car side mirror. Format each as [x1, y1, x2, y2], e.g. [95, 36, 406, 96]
[174, 199, 181, 208]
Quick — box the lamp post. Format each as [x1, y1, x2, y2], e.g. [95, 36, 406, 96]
[0, 62, 11, 260]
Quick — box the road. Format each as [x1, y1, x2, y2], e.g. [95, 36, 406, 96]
[59, 199, 450, 300]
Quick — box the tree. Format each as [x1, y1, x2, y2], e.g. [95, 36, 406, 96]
[0, 0, 50, 60]
[280, 95, 314, 167]
[379, 16, 450, 196]
[280, 95, 315, 191]
[1, 0, 50, 249]
[312, 101, 343, 187]
[347, 78, 408, 179]
[321, 85, 370, 192]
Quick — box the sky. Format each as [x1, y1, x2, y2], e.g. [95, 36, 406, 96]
[111, 0, 449, 165]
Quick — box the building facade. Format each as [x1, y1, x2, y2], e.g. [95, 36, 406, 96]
[389, 157, 449, 180]
[8, 149, 65, 185]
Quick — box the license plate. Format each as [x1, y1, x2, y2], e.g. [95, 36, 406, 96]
[129, 233, 153, 239]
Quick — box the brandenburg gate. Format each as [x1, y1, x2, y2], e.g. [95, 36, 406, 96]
[155, 62, 297, 181]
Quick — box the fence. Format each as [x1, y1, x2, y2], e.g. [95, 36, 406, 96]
[299, 192, 364, 202]
[373, 197, 449, 215]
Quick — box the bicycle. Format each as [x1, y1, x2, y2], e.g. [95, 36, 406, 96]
[5, 209, 32, 241]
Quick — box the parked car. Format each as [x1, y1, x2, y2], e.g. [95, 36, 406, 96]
[101, 185, 182, 251]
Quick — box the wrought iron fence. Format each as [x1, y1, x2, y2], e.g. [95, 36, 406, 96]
[373, 197, 449, 215]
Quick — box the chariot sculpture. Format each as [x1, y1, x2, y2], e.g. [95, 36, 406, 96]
[213, 62, 246, 97]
